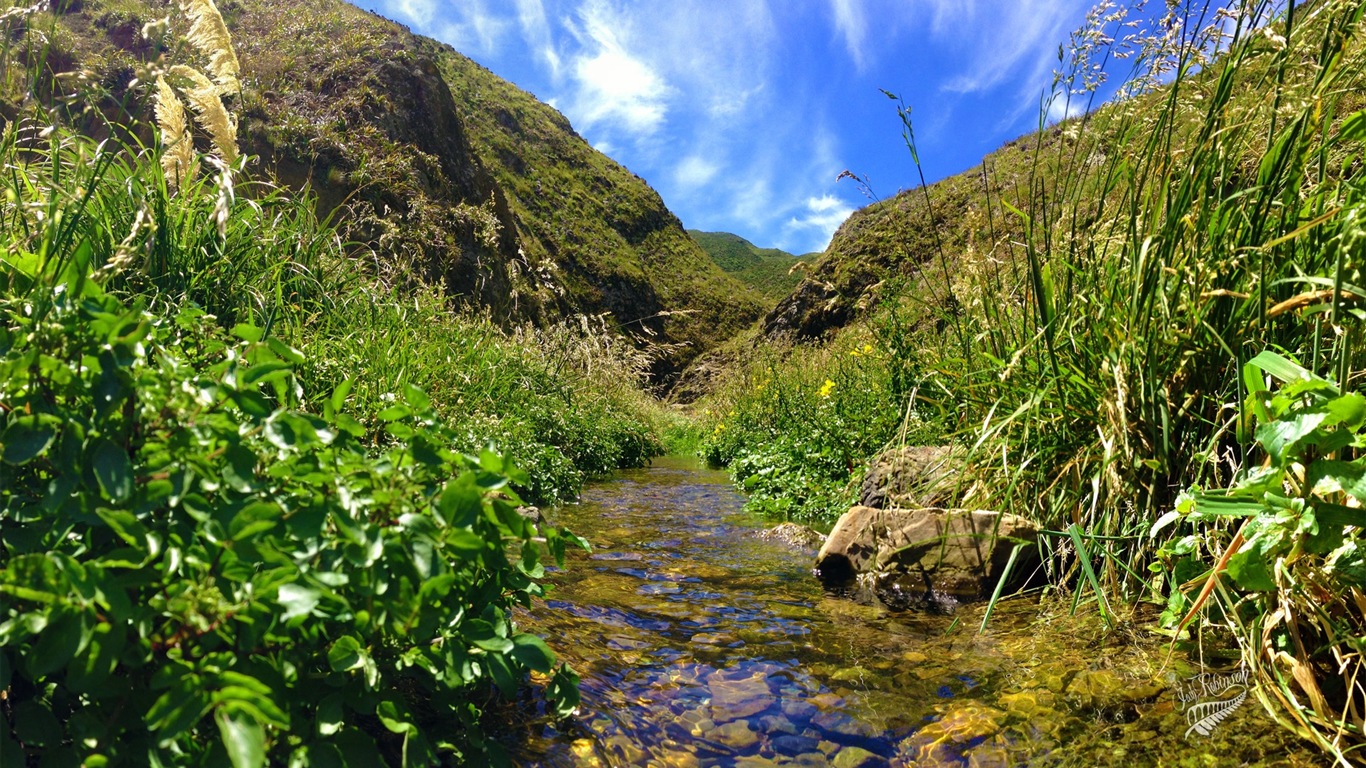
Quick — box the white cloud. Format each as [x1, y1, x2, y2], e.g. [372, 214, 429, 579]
[512, 0, 562, 78]
[564, 2, 673, 136]
[784, 194, 855, 247]
[938, 2, 1084, 95]
[674, 156, 721, 189]
[382, 0, 508, 56]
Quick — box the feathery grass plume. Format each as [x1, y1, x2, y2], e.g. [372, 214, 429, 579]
[178, 0, 240, 96]
[169, 64, 237, 165]
[154, 73, 197, 187]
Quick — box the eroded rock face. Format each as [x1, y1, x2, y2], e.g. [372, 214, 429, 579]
[761, 278, 849, 341]
[815, 506, 1038, 603]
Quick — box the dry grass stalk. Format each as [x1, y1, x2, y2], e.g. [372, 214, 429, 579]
[152, 0, 240, 188]
[178, 0, 240, 96]
[154, 74, 196, 187]
[168, 64, 237, 165]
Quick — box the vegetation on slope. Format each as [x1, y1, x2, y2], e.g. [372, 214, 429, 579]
[698, 0, 1366, 760]
[0, 2, 674, 764]
[23, 0, 764, 386]
[688, 229, 806, 301]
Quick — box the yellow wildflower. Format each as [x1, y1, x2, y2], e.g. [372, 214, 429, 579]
[818, 379, 836, 398]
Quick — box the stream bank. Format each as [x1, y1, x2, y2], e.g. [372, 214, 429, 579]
[501, 457, 1317, 767]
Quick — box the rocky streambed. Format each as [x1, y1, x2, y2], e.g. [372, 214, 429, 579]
[502, 457, 1319, 767]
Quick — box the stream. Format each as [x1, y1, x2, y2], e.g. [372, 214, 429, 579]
[503, 457, 1318, 767]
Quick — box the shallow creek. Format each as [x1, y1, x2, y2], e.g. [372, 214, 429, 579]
[504, 457, 1317, 767]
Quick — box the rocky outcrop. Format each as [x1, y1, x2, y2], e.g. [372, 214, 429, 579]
[815, 506, 1038, 604]
[761, 278, 850, 341]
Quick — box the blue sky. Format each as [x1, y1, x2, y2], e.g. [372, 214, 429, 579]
[344, 0, 1114, 255]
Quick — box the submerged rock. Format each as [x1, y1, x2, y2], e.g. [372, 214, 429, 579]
[815, 506, 1039, 603]
[757, 522, 825, 550]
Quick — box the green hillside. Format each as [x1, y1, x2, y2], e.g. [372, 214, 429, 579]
[27, 0, 763, 384]
[688, 229, 806, 300]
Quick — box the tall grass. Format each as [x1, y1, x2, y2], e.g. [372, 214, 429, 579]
[0, 0, 665, 502]
[700, 0, 1366, 757]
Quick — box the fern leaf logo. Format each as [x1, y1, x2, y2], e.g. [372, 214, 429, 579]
[1183, 686, 1247, 739]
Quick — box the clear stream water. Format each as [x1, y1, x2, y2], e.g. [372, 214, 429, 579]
[502, 457, 1317, 767]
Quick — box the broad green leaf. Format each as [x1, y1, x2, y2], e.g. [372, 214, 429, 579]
[91, 438, 133, 503]
[1245, 350, 1314, 386]
[317, 695, 344, 737]
[330, 379, 353, 414]
[483, 651, 518, 697]
[242, 361, 292, 387]
[1324, 393, 1366, 431]
[437, 475, 483, 528]
[216, 708, 266, 768]
[463, 619, 513, 653]
[277, 583, 320, 623]
[1, 413, 61, 465]
[230, 502, 282, 540]
[1333, 108, 1366, 144]
[1255, 411, 1327, 464]
[402, 383, 431, 412]
[1148, 509, 1181, 539]
[327, 636, 364, 672]
[95, 508, 148, 548]
[223, 444, 258, 493]
[479, 448, 504, 474]
[510, 634, 555, 673]
[232, 324, 264, 342]
[1226, 546, 1276, 591]
[25, 606, 87, 679]
[377, 405, 411, 422]
[266, 337, 305, 365]
[66, 621, 125, 694]
[376, 699, 417, 736]
[13, 699, 62, 747]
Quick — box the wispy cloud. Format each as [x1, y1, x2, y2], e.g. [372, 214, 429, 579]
[829, 0, 868, 70]
[511, 0, 560, 77]
[784, 194, 856, 248]
[563, 2, 673, 136]
[937, 1, 1084, 95]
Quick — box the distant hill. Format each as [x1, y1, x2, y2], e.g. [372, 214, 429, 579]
[33, 0, 764, 385]
[688, 230, 808, 301]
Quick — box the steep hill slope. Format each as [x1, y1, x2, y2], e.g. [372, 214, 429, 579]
[688, 230, 805, 300]
[31, 0, 763, 383]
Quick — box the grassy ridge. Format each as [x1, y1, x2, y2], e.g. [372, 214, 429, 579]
[700, 1, 1366, 758]
[688, 229, 807, 301]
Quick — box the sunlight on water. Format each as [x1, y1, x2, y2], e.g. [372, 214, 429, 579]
[502, 457, 1315, 767]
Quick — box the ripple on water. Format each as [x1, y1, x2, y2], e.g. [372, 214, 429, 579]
[506, 457, 1313, 768]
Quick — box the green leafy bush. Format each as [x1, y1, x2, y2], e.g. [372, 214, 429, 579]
[699, 337, 906, 526]
[0, 281, 583, 765]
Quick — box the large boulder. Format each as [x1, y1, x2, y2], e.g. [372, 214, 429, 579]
[815, 506, 1038, 603]
[859, 445, 960, 509]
